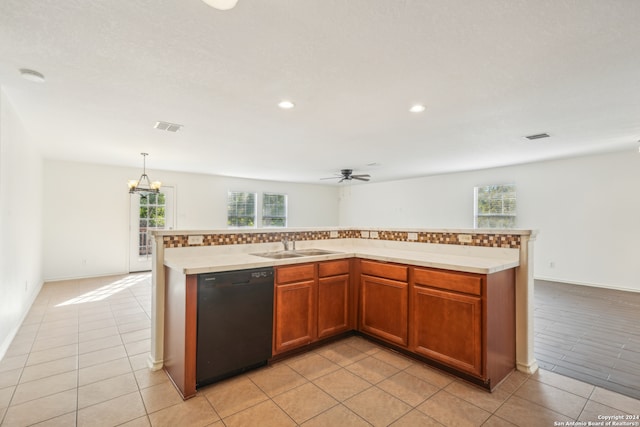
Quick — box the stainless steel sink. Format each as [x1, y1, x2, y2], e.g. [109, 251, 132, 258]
[251, 248, 339, 259]
[291, 249, 338, 256]
[251, 251, 304, 259]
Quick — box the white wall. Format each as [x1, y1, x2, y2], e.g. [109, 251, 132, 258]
[339, 150, 640, 292]
[43, 161, 131, 281]
[43, 160, 339, 280]
[158, 169, 340, 230]
[0, 89, 44, 358]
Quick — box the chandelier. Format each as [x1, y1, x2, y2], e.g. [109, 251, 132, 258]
[128, 153, 162, 194]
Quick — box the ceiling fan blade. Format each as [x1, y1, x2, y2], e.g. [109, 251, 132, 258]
[321, 169, 371, 183]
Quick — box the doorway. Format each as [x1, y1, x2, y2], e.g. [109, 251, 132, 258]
[129, 186, 175, 272]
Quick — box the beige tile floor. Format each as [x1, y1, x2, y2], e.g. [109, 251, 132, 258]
[1, 273, 639, 426]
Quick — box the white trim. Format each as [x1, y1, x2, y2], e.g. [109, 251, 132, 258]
[534, 275, 640, 294]
[517, 360, 539, 375]
[0, 280, 44, 361]
[42, 271, 131, 283]
[147, 354, 163, 371]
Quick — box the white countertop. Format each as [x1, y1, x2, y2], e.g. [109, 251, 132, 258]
[163, 239, 520, 275]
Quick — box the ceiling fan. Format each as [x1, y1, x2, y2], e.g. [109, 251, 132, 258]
[321, 169, 371, 183]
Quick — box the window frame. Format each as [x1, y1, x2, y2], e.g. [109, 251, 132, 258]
[473, 184, 517, 229]
[261, 193, 288, 228]
[227, 190, 257, 228]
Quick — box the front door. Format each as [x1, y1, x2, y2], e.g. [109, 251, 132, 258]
[129, 186, 175, 272]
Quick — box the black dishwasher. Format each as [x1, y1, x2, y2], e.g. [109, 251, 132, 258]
[196, 267, 274, 387]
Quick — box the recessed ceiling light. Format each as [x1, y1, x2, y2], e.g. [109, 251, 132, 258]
[409, 104, 426, 113]
[278, 100, 295, 109]
[201, 0, 238, 10]
[19, 68, 45, 83]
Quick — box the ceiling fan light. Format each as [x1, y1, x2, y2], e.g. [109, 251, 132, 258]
[202, 0, 238, 10]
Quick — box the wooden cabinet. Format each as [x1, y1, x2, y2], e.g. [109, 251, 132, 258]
[163, 269, 198, 399]
[273, 264, 316, 354]
[359, 260, 409, 346]
[411, 279, 483, 376]
[409, 267, 515, 388]
[165, 254, 515, 399]
[318, 259, 351, 339]
[274, 260, 352, 355]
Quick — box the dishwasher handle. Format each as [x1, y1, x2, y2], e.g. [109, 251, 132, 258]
[198, 268, 274, 289]
[201, 280, 257, 288]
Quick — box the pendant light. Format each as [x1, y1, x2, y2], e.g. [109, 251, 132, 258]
[128, 153, 162, 194]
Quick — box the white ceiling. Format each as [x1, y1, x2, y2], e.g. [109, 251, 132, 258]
[1, 0, 639, 184]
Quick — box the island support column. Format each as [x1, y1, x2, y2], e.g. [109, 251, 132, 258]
[515, 232, 538, 374]
[148, 234, 165, 371]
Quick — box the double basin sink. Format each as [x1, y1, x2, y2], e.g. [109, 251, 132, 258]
[251, 248, 340, 259]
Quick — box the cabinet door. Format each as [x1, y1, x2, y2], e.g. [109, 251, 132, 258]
[317, 274, 350, 339]
[360, 275, 408, 346]
[273, 280, 316, 354]
[411, 285, 483, 376]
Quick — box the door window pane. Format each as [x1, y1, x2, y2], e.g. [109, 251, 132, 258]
[138, 192, 168, 256]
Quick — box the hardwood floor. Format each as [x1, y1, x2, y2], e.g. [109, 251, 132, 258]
[534, 279, 640, 400]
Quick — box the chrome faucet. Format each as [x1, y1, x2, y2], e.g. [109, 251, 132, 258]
[282, 237, 296, 251]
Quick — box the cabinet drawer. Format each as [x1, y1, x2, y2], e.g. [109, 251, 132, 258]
[413, 268, 482, 296]
[276, 264, 315, 284]
[319, 259, 350, 277]
[361, 260, 408, 282]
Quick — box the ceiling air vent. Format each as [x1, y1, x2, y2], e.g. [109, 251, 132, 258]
[524, 132, 550, 140]
[154, 121, 183, 133]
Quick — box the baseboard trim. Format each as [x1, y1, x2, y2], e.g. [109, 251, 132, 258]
[147, 354, 163, 371]
[517, 360, 539, 375]
[534, 276, 640, 294]
[44, 271, 134, 283]
[0, 280, 45, 361]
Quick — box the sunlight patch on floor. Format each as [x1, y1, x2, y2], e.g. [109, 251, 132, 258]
[56, 273, 149, 306]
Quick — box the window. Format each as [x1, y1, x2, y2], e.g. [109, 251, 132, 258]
[138, 192, 166, 256]
[262, 193, 287, 227]
[227, 191, 256, 227]
[474, 184, 516, 228]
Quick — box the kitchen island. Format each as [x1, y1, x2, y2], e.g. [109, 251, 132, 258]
[150, 228, 537, 399]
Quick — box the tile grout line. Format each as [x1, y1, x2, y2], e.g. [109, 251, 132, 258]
[4, 275, 640, 426]
[1, 296, 47, 425]
[483, 370, 530, 424]
[287, 342, 450, 425]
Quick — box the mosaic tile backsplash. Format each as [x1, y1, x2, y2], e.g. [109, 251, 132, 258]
[162, 229, 521, 249]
